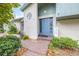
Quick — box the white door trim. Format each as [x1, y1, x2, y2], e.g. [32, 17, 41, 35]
[38, 14, 55, 19]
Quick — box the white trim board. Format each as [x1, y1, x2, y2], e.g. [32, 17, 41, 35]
[38, 14, 56, 19]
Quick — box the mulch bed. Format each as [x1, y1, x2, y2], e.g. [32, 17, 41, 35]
[47, 48, 79, 56]
[15, 47, 28, 56]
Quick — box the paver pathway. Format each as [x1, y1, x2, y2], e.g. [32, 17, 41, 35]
[21, 39, 50, 56]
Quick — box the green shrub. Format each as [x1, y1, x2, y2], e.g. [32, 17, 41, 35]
[0, 35, 22, 56]
[0, 28, 4, 33]
[49, 37, 60, 49]
[17, 31, 21, 34]
[8, 25, 17, 34]
[59, 37, 79, 49]
[22, 35, 29, 40]
[0, 24, 4, 33]
[49, 36, 79, 49]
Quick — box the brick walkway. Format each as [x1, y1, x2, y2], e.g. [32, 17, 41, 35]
[21, 39, 50, 56]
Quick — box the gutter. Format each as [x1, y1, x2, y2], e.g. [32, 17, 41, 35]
[57, 14, 79, 21]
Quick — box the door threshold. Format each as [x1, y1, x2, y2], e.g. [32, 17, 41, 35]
[38, 36, 52, 41]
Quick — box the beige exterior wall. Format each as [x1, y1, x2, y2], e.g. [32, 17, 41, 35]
[57, 19, 79, 40]
[24, 4, 38, 39]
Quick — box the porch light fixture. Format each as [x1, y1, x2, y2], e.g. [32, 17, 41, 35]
[44, 10, 47, 13]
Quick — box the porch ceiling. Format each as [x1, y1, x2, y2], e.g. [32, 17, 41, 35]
[38, 3, 56, 8]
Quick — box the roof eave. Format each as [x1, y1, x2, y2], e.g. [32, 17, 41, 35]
[21, 3, 30, 11]
[12, 17, 24, 22]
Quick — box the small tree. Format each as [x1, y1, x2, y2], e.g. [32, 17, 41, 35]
[8, 24, 18, 34]
[0, 3, 20, 24]
[0, 3, 20, 33]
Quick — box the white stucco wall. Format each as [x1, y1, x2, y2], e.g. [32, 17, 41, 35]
[57, 19, 79, 40]
[53, 15, 58, 37]
[24, 4, 38, 39]
[14, 22, 21, 31]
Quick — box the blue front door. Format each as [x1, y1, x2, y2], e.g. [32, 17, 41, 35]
[40, 17, 53, 36]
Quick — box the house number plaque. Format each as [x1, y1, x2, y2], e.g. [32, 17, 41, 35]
[27, 12, 32, 20]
